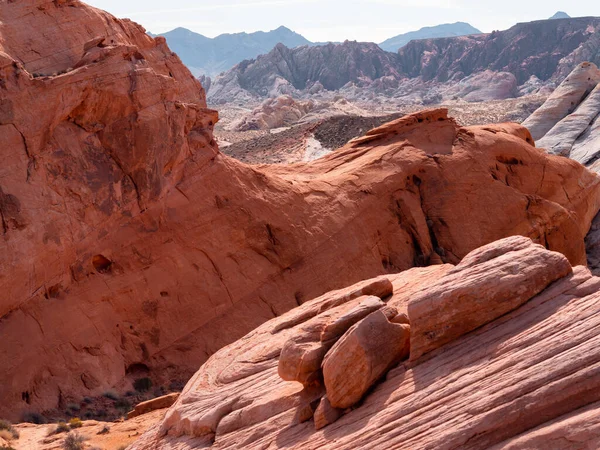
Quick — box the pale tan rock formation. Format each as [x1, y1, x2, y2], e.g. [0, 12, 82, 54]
[523, 62, 600, 145]
[443, 70, 518, 102]
[228, 95, 376, 132]
[127, 393, 180, 419]
[12, 409, 167, 450]
[230, 95, 315, 131]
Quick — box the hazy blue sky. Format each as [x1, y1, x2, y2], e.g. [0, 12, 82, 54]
[85, 0, 600, 42]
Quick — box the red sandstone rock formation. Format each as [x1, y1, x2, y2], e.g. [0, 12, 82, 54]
[2, 0, 600, 424]
[322, 309, 410, 409]
[127, 393, 180, 419]
[133, 236, 600, 449]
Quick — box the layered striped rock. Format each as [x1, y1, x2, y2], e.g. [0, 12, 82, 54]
[132, 237, 600, 449]
[408, 236, 571, 360]
[278, 295, 390, 385]
[523, 62, 600, 169]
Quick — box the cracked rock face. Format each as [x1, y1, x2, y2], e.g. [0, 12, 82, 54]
[133, 237, 600, 449]
[3, 1, 600, 423]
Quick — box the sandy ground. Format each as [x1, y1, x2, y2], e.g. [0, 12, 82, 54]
[7, 410, 165, 450]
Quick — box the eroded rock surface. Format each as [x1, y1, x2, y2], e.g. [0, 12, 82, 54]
[132, 237, 600, 449]
[210, 17, 600, 104]
[228, 95, 377, 132]
[442, 70, 518, 102]
[278, 294, 388, 385]
[313, 396, 342, 431]
[398, 17, 600, 85]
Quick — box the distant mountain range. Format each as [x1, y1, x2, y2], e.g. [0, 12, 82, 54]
[208, 15, 600, 103]
[156, 22, 482, 77]
[157, 12, 576, 81]
[208, 41, 402, 102]
[379, 22, 482, 52]
[398, 15, 597, 84]
[155, 26, 311, 77]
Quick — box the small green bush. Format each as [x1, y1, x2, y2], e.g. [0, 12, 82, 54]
[0, 445, 16, 450]
[50, 421, 70, 435]
[114, 398, 131, 411]
[152, 386, 166, 397]
[102, 391, 119, 401]
[0, 421, 18, 439]
[66, 403, 80, 412]
[133, 377, 152, 393]
[21, 412, 46, 424]
[82, 397, 93, 405]
[63, 432, 86, 450]
[168, 380, 184, 391]
[68, 418, 83, 429]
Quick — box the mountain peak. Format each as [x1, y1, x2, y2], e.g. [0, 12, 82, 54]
[159, 26, 311, 77]
[549, 11, 570, 19]
[164, 27, 209, 39]
[379, 22, 482, 52]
